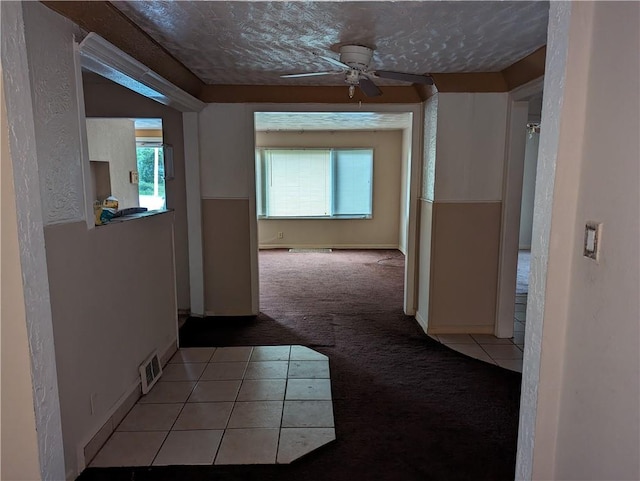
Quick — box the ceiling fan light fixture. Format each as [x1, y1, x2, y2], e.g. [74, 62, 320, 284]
[339, 45, 374, 70]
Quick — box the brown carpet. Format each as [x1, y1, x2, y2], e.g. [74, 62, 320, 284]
[78, 249, 521, 481]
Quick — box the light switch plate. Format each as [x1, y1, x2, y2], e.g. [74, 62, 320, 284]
[129, 170, 139, 184]
[583, 221, 602, 260]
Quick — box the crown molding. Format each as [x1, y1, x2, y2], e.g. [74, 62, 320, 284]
[79, 33, 205, 112]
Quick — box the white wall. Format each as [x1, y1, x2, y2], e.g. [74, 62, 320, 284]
[1, 67, 42, 481]
[553, 2, 639, 478]
[518, 2, 640, 479]
[398, 126, 412, 254]
[86, 118, 139, 209]
[434, 93, 508, 202]
[200, 103, 255, 199]
[2, 3, 68, 478]
[256, 129, 403, 249]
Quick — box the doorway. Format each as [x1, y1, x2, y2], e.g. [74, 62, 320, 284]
[496, 78, 544, 340]
[252, 110, 417, 317]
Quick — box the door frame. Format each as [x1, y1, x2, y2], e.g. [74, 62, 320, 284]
[495, 77, 544, 337]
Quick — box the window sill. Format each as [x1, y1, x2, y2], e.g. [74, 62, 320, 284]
[258, 215, 372, 220]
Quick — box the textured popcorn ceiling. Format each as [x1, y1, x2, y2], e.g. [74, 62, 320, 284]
[111, 1, 549, 86]
[255, 112, 412, 131]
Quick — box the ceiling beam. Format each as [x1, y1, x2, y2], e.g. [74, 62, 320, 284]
[502, 46, 546, 91]
[199, 85, 423, 104]
[41, 1, 204, 98]
[430, 72, 508, 93]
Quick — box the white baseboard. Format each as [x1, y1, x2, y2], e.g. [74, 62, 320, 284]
[258, 244, 399, 250]
[427, 325, 494, 335]
[415, 310, 428, 334]
[76, 337, 178, 474]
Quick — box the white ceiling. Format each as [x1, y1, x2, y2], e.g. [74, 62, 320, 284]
[111, 1, 549, 86]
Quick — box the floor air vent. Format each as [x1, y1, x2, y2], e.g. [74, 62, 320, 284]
[289, 248, 333, 253]
[139, 351, 162, 394]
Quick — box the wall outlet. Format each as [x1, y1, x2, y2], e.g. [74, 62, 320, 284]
[129, 170, 139, 184]
[277, 232, 284, 239]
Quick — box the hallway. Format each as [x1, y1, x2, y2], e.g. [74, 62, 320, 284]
[78, 249, 522, 481]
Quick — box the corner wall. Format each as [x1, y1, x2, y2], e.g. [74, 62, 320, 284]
[418, 92, 509, 334]
[0, 66, 42, 481]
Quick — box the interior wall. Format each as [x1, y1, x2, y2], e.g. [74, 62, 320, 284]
[398, 126, 412, 254]
[199, 103, 256, 315]
[518, 131, 539, 249]
[2, 3, 72, 478]
[255, 129, 403, 249]
[415, 95, 438, 329]
[85, 118, 139, 209]
[419, 92, 509, 334]
[519, 2, 640, 479]
[45, 216, 177, 476]
[551, 2, 639, 478]
[83, 77, 191, 310]
[4, 4, 180, 477]
[0, 67, 42, 481]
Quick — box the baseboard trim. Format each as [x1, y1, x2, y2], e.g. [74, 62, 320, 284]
[204, 310, 257, 317]
[415, 310, 428, 334]
[78, 337, 178, 472]
[428, 325, 495, 335]
[259, 244, 399, 250]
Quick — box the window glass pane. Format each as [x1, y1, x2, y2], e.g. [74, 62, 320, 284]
[267, 149, 330, 217]
[136, 146, 165, 210]
[334, 149, 373, 216]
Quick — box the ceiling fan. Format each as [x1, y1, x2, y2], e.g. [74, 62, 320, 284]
[281, 45, 434, 98]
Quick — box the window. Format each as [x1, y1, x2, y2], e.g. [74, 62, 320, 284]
[256, 148, 373, 219]
[136, 144, 166, 210]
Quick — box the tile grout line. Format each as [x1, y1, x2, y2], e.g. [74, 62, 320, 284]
[148, 347, 216, 466]
[274, 346, 293, 464]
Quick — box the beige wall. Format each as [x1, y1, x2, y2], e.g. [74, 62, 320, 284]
[256, 130, 403, 249]
[86, 118, 139, 209]
[83, 77, 191, 310]
[529, 2, 639, 479]
[428, 202, 501, 333]
[1, 69, 42, 481]
[202, 199, 253, 315]
[45, 214, 177, 474]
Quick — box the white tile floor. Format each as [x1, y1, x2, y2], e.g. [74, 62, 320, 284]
[90, 346, 336, 467]
[430, 294, 527, 372]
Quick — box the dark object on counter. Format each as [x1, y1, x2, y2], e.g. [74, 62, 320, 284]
[112, 207, 148, 218]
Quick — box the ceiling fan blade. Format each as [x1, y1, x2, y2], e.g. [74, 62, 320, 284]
[373, 70, 434, 85]
[359, 77, 382, 97]
[317, 54, 351, 70]
[281, 71, 340, 78]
